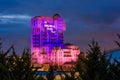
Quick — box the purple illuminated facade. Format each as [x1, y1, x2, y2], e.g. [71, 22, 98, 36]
[31, 14, 80, 68]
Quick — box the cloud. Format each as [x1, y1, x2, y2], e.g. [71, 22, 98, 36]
[0, 14, 32, 24]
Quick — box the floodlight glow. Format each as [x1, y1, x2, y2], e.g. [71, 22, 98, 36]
[44, 21, 56, 33]
[31, 14, 80, 66]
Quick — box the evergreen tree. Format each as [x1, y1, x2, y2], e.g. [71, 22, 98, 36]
[76, 40, 111, 80]
[115, 34, 120, 47]
[86, 40, 101, 80]
[75, 52, 87, 79]
[108, 33, 120, 80]
[0, 41, 40, 80]
[0, 38, 2, 52]
[0, 40, 14, 80]
[86, 40, 112, 80]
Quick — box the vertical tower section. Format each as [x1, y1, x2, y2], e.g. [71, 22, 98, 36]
[31, 16, 53, 65]
[31, 16, 41, 65]
[53, 14, 66, 47]
[31, 16, 40, 50]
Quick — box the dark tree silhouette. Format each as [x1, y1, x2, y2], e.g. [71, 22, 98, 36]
[76, 40, 112, 80]
[75, 52, 86, 79]
[115, 34, 120, 47]
[86, 40, 102, 80]
[0, 38, 2, 51]
[1, 34, 120, 80]
[0, 41, 40, 80]
[0, 40, 14, 80]
[86, 40, 113, 80]
[108, 33, 120, 80]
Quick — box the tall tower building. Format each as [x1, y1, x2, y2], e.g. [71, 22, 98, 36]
[31, 14, 80, 69]
[31, 14, 66, 65]
[31, 14, 66, 48]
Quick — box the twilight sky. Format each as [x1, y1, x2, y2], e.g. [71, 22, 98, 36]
[0, 0, 120, 54]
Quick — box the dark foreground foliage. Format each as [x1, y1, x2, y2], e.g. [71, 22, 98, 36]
[0, 34, 120, 80]
[0, 39, 41, 80]
[76, 34, 120, 80]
